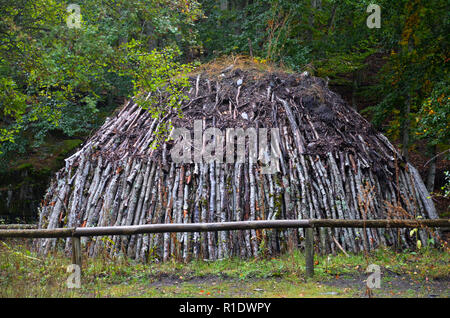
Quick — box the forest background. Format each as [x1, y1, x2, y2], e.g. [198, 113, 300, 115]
[0, 0, 448, 221]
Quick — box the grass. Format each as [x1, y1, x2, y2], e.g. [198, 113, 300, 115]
[0, 239, 448, 298]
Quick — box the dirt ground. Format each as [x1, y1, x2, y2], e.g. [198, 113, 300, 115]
[322, 272, 449, 298]
[142, 270, 449, 298]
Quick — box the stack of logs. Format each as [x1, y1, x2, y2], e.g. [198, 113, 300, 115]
[36, 67, 439, 261]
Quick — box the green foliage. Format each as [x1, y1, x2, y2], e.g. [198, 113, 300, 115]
[197, 0, 448, 157]
[198, 0, 380, 73]
[198, 0, 313, 70]
[0, 0, 201, 163]
[367, 0, 449, 143]
[415, 82, 450, 146]
[0, 0, 448, 171]
[119, 41, 195, 148]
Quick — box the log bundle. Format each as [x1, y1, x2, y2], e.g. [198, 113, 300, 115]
[36, 67, 439, 261]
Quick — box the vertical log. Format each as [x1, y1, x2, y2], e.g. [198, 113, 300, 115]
[305, 227, 314, 278]
[320, 227, 327, 255]
[208, 161, 217, 260]
[426, 145, 437, 193]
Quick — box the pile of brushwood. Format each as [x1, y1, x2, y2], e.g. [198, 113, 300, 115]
[36, 63, 439, 262]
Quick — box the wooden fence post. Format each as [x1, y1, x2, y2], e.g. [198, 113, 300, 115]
[305, 227, 314, 278]
[71, 236, 82, 270]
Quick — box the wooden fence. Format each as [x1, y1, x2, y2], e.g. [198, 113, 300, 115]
[0, 219, 448, 277]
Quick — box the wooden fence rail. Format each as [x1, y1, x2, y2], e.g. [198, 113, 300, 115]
[0, 224, 37, 230]
[0, 218, 448, 277]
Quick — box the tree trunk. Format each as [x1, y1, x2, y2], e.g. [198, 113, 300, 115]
[401, 94, 411, 160]
[426, 144, 437, 193]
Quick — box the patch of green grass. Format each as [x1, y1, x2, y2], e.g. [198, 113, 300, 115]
[313, 246, 449, 281]
[0, 239, 448, 298]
